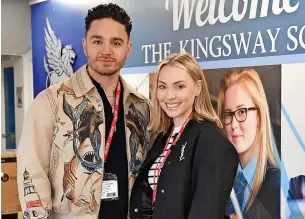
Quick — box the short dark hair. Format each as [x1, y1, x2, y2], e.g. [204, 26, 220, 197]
[85, 3, 132, 38]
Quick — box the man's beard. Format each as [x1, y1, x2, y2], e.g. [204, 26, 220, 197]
[90, 56, 126, 76]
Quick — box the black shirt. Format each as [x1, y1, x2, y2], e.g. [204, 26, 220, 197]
[90, 76, 128, 219]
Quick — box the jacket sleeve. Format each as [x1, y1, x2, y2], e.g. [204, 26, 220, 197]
[144, 99, 156, 153]
[17, 91, 55, 218]
[187, 125, 239, 219]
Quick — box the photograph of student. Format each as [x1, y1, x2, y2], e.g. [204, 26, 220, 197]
[204, 66, 281, 156]
[129, 52, 239, 219]
[217, 69, 281, 219]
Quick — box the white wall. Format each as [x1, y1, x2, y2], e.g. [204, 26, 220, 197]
[13, 57, 24, 146]
[22, 50, 34, 117]
[13, 50, 34, 146]
[1, 0, 31, 55]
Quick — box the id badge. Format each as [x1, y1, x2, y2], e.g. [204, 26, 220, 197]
[101, 173, 119, 201]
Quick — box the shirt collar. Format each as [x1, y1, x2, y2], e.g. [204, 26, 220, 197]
[71, 64, 147, 101]
[237, 156, 257, 187]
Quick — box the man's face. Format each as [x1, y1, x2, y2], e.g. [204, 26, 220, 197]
[83, 18, 132, 76]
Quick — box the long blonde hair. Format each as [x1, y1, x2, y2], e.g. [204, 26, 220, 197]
[148, 52, 222, 133]
[217, 68, 279, 212]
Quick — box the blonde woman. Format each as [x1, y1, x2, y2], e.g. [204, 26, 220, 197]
[130, 52, 239, 219]
[217, 69, 280, 219]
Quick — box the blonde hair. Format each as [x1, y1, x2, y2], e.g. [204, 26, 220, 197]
[217, 68, 279, 212]
[148, 52, 222, 133]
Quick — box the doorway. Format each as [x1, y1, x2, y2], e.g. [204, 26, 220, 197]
[2, 67, 16, 149]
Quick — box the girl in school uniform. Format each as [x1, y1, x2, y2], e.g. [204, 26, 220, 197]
[217, 69, 280, 219]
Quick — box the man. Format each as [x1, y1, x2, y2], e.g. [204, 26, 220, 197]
[17, 4, 151, 219]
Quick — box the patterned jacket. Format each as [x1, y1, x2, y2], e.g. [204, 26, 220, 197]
[17, 64, 152, 219]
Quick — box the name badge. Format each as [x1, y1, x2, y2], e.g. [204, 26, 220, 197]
[101, 173, 119, 201]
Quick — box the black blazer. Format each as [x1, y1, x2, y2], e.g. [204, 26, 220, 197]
[244, 166, 281, 219]
[130, 120, 239, 219]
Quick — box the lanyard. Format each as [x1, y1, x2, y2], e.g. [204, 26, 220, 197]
[103, 81, 121, 162]
[152, 113, 193, 204]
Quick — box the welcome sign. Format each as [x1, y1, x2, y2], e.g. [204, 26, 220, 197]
[140, 0, 304, 65]
[31, 0, 305, 85]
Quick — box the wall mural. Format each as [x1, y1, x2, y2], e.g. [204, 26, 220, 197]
[43, 18, 76, 88]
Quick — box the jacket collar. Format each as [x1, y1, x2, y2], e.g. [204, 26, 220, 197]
[71, 64, 146, 101]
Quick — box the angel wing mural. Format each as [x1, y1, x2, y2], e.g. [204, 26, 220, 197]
[44, 18, 76, 88]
